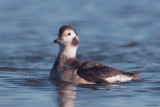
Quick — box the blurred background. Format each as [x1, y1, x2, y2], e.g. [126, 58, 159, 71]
[0, 0, 160, 107]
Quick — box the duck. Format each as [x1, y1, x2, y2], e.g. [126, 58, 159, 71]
[49, 25, 142, 84]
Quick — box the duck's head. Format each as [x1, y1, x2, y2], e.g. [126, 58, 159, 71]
[54, 25, 79, 48]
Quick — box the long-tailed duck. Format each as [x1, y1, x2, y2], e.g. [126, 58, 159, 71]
[50, 25, 142, 84]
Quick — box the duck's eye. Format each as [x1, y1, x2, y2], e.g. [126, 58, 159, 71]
[68, 33, 71, 36]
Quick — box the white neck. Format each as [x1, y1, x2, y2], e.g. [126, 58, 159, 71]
[59, 45, 77, 59]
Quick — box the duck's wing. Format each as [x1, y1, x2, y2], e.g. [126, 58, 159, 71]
[76, 61, 107, 68]
[77, 61, 126, 84]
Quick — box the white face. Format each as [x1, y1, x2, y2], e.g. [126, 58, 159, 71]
[56, 29, 79, 58]
[54, 29, 79, 47]
[61, 29, 77, 45]
[54, 26, 79, 58]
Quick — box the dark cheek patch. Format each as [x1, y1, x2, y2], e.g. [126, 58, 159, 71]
[72, 37, 79, 46]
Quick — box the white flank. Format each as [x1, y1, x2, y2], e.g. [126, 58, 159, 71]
[105, 75, 132, 83]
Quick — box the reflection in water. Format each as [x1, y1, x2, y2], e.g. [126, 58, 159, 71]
[52, 80, 113, 107]
[57, 85, 77, 107]
[52, 80, 77, 107]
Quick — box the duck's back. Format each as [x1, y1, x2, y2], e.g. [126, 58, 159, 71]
[76, 61, 142, 84]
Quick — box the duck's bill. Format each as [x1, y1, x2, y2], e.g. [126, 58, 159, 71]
[53, 38, 65, 44]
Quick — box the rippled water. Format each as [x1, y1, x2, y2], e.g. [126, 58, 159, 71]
[0, 0, 160, 107]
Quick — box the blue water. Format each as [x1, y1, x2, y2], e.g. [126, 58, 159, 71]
[0, 0, 160, 107]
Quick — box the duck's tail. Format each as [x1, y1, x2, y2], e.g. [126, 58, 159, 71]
[132, 70, 143, 80]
